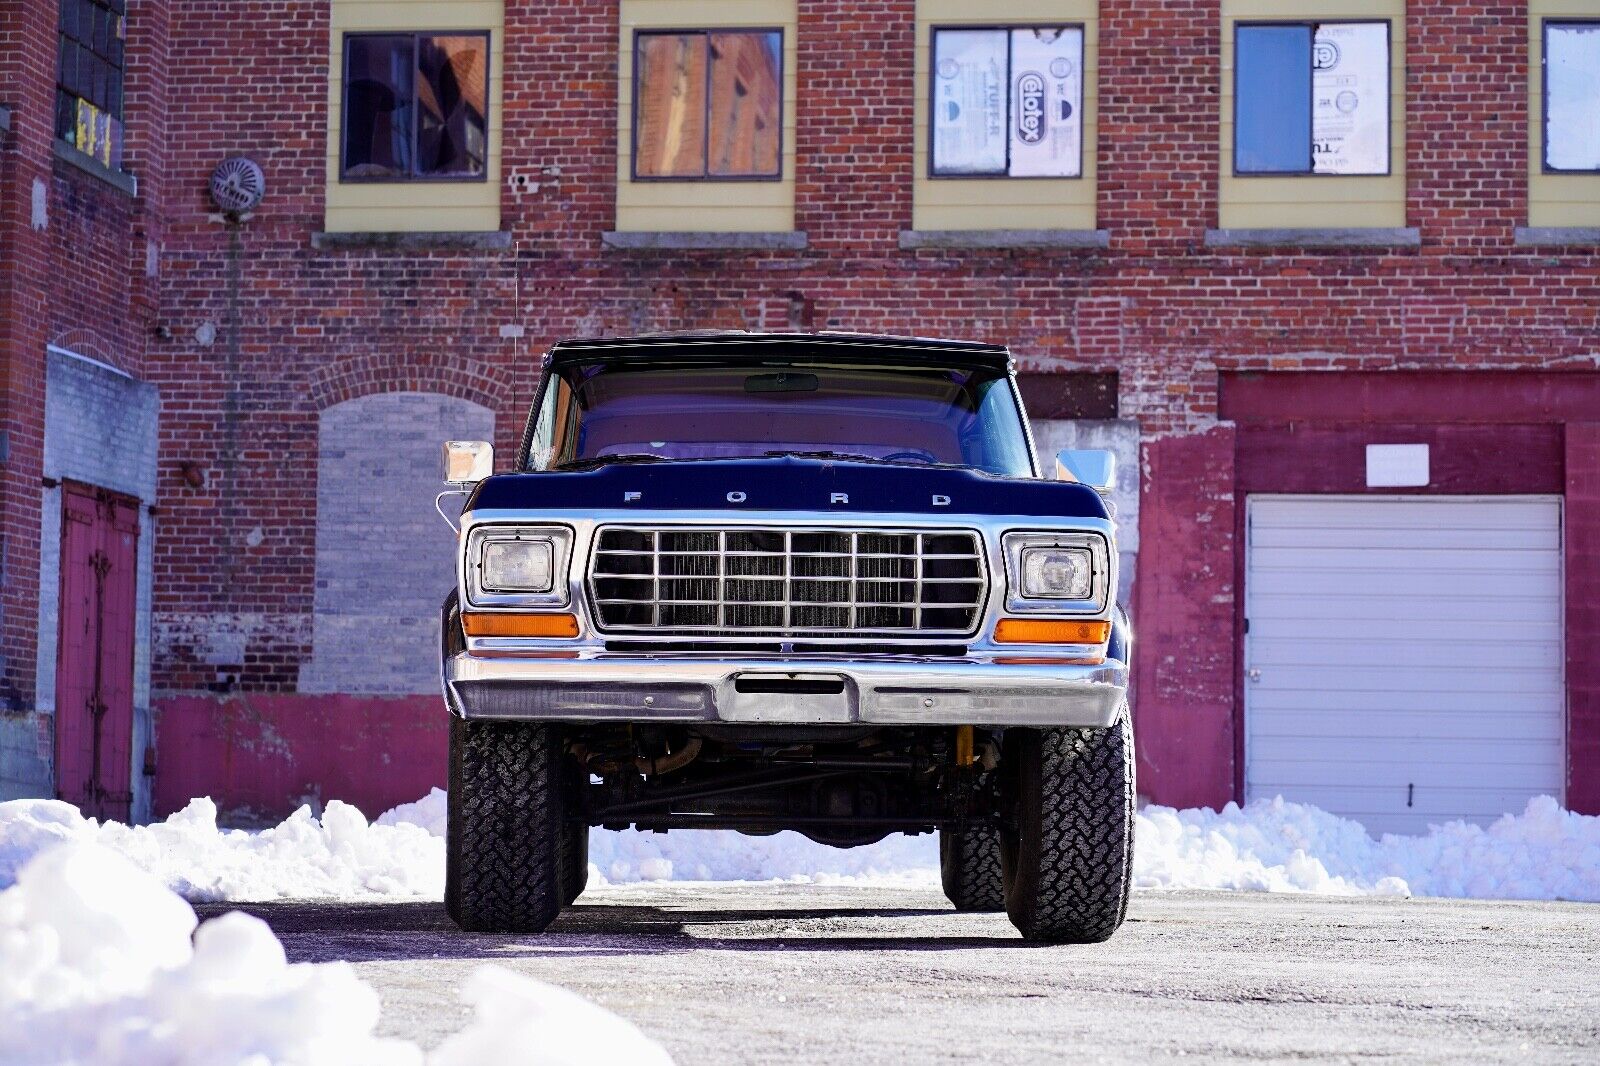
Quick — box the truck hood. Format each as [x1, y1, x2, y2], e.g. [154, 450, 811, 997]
[465, 456, 1109, 519]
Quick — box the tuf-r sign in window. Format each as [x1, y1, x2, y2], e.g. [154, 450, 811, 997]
[1234, 21, 1390, 176]
[341, 32, 489, 182]
[1544, 21, 1600, 172]
[930, 26, 1083, 178]
[633, 30, 784, 180]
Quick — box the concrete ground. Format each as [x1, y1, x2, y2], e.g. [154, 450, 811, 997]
[209, 885, 1600, 1065]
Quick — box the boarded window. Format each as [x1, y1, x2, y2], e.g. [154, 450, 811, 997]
[342, 32, 489, 181]
[634, 30, 783, 179]
[1545, 22, 1600, 172]
[55, 0, 126, 169]
[931, 26, 1083, 178]
[1235, 21, 1389, 176]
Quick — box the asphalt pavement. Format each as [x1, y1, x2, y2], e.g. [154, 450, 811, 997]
[209, 884, 1600, 1064]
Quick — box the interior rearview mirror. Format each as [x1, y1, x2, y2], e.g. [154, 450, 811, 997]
[1055, 449, 1115, 495]
[443, 440, 494, 485]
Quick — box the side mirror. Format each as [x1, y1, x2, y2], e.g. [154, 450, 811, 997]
[442, 440, 494, 486]
[1055, 449, 1115, 495]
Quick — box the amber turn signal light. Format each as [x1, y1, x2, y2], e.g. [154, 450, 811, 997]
[993, 618, 1111, 645]
[461, 612, 580, 638]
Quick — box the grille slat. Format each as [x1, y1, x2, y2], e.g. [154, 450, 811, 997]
[589, 526, 985, 636]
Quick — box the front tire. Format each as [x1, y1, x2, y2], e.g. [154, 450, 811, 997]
[445, 717, 567, 933]
[1000, 701, 1135, 944]
[939, 825, 1005, 912]
[561, 814, 589, 906]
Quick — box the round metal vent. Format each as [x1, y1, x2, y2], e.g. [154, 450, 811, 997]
[209, 157, 264, 215]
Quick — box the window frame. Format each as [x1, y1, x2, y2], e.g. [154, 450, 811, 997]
[55, 0, 128, 170]
[629, 27, 787, 183]
[926, 22, 1087, 181]
[1541, 19, 1600, 175]
[338, 29, 493, 185]
[1231, 18, 1393, 179]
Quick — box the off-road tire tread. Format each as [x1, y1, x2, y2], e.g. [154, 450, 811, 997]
[1002, 702, 1135, 943]
[445, 717, 565, 933]
[560, 811, 589, 906]
[940, 825, 1006, 912]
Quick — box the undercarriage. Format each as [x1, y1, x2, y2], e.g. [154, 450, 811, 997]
[573, 724, 1004, 847]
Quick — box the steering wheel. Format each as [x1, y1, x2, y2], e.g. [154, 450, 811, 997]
[880, 450, 934, 464]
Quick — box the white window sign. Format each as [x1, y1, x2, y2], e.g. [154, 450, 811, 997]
[1008, 28, 1083, 177]
[1311, 22, 1389, 175]
[1546, 23, 1600, 172]
[932, 29, 1007, 175]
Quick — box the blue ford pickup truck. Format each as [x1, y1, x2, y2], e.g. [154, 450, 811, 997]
[439, 332, 1132, 942]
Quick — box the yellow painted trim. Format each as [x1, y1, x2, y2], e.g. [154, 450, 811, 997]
[1219, 0, 1406, 230]
[911, 0, 1098, 232]
[616, 0, 797, 233]
[324, 0, 504, 234]
[1529, 1, 1600, 228]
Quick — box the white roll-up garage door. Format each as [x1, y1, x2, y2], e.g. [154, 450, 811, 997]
[1245, 495, 1564, 836]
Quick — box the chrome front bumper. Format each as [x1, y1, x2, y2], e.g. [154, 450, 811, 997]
[443, 651, 1127, 727]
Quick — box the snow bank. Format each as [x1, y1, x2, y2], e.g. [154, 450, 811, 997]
[3, 789, 1596, 905]
[0, 843, 417, 1065]
[0, 842, 674, 1066]
[0, 795, 443, 902]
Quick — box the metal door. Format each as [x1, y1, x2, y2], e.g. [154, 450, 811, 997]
[1244, 495, 1564, 834]
[54, 481, 140, 821]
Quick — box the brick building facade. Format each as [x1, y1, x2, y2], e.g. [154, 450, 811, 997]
[2, 0, 1596, 830]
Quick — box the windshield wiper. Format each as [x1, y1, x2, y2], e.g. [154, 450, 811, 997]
[766, 450, 881, 463]
[557, 453, 671, 470]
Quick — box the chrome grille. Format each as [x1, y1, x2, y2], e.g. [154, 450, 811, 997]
[588, 527, 986, 636]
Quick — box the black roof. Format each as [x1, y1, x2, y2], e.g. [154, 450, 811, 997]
[546, 331, 1012, 369]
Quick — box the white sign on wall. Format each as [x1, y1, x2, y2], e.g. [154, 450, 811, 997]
[932, 29, 1007, 175]
[1365, 444, 1430, 488]
[1546, 23, 1600, 171]
[1008, 28, 1083, 178]
[1312, 22, 1389, 175]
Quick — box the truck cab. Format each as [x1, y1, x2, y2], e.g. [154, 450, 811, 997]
[440, 332, 1133, 942]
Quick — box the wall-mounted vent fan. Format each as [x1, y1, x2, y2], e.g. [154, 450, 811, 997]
[209, 157, 264, 216]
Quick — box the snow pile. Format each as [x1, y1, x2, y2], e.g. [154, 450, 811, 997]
[0, 843, 416, 1065]
[3, 789, 1596, 905]
[431, 966, 673, 1066]
[1135, 793, 1599, 901]
[0, 842, 674, 1066]
[0, 795, 443, 902]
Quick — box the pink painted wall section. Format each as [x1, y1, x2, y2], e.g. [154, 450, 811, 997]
[153, 694, 446, 822]
[1566, 424, 1600, 815]
[1131, 425, 1238, 811]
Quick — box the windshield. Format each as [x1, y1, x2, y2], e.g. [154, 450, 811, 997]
[524, 358, 1035, 477]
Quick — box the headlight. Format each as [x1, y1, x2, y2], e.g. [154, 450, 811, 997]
[466, 526, 573, 607]
[482, 538, 555, 593]
[1020, 546, 1094, 599]
[1001, 531, 1110, 613]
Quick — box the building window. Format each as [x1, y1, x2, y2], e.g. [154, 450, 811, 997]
[55, 0, 126, 169]
[1544, 21, 1600, 173]
[930, 26, 1083, 178]
[1234, 21, 1389, 176]
[341, 32, 489, 182]
[632, 30, 783, 180]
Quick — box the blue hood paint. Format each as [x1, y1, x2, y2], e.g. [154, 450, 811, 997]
[466, 457, 1108, 520]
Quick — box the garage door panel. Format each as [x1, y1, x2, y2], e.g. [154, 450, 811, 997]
[1245, 495, 1564, 835]
[1249, 735, 1562, 768]
[1250, 525, 1563, 551]
[1249, 638, 1563, 671]
[1250, 709, 1565, 741]
[1253, 689, 1558, 715]
[1249, 594, 1558, 624]
[1250, 570, 1548, 599]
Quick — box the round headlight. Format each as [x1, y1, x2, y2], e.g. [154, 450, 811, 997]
[1019, 546, 1094, 599]
[481, 538, 556, 593]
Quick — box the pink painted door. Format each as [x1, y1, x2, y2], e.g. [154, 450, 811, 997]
[55, 481, 140, 822]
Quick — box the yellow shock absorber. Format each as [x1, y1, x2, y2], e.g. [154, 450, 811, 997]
[955, 725, 975, 768]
